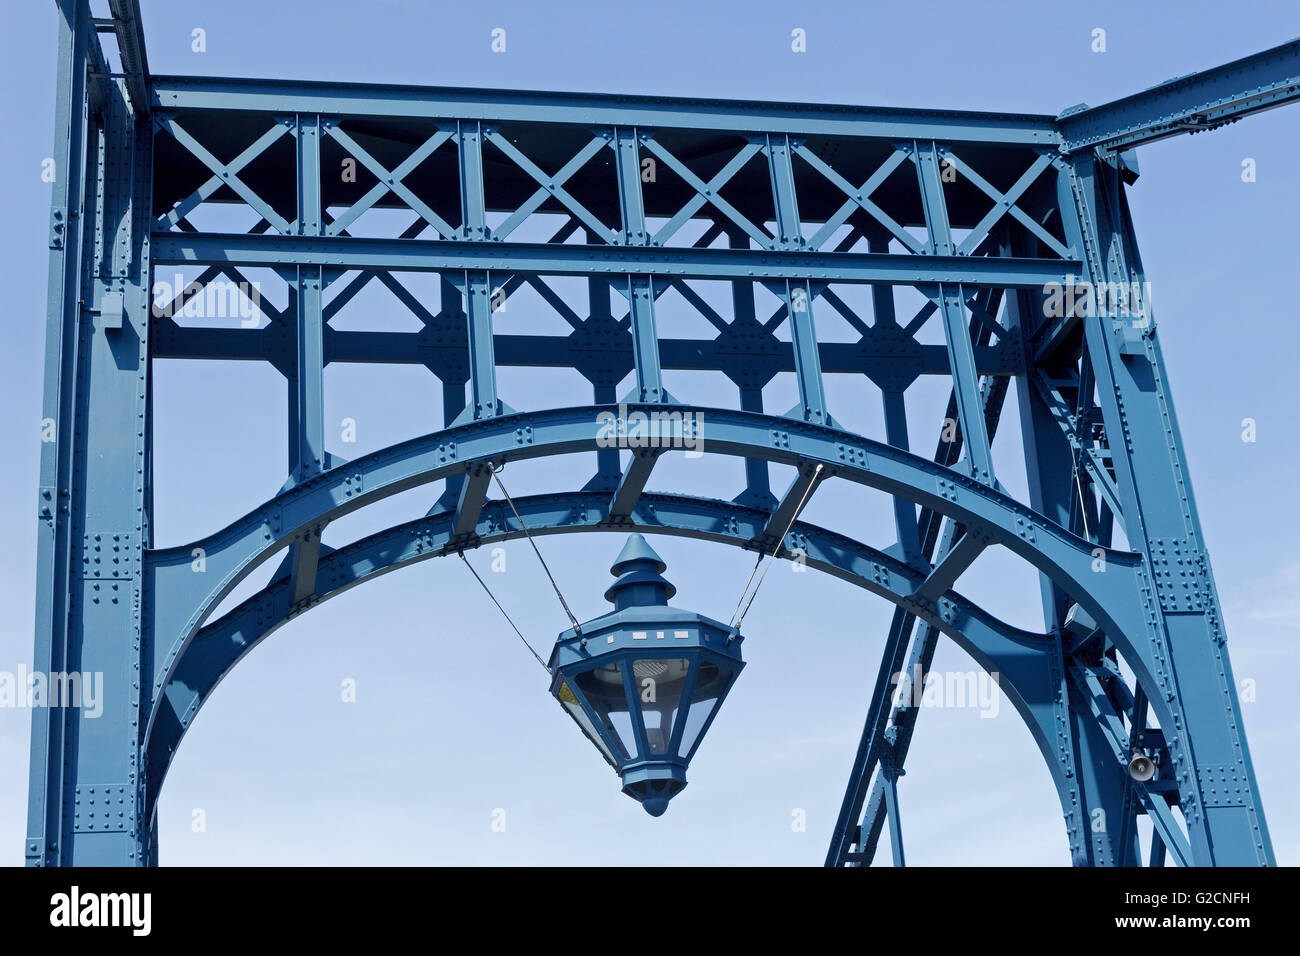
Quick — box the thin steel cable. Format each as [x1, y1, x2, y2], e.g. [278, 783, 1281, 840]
[731, 463, 824, 629]
[490, 466, 583, 635]
[458, 551, 549, 671]
[1070, 445, 1092, 541]
[728, 554, 764, 627]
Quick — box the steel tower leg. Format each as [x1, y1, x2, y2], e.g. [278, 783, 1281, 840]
[1059, 156, 1274, 865]
[27, 1, 153, 866]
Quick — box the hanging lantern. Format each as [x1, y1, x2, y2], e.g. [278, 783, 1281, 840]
[548, 534, 744, 816]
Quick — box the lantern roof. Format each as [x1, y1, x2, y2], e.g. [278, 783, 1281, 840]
[604, 533, 676, 607]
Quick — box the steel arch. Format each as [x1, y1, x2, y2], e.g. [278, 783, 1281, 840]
[146, 488, 1082, 844]
[145, 404, 1147, 723]
[138, 404, 1167, 859]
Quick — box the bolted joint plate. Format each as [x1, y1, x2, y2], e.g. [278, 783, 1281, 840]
[72, 783, 136, 834]
[1148, 536, 1210, 613]
[80, 531, 139, 581]
[1198, 764, 1250, 808]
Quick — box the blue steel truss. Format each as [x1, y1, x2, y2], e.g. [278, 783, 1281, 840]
[29, 0, 1299, 866]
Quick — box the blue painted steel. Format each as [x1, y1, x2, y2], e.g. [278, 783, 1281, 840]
[149, 76, 1063, 144]
[29, 0, 93, 868]
[1059, 38, 1300, 153]
[28, 1, 1288, 865]
[148, 232, 1078, 287]
[30, 0, 154, 865]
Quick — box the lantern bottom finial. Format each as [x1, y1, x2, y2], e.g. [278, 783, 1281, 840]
[641, 797, 669, 817]
[622, 766, 687, 816]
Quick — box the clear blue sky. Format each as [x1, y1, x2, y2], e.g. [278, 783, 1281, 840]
[2, 0, 1298, 865]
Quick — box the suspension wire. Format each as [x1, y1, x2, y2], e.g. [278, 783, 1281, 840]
[458, 551, 549, 671]
[730, 463, 824, 630]
[728, 554, 764, 628]
[1070, 445, 1092, 541]
[489, 465, 583, 635]
[1068, 368, 1093, 541]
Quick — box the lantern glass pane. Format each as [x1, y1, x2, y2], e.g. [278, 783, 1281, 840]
[574, 662, 637, 759]
[678, 660, 734, 758]
[557, 680, 618, 767]
[631, 658, 691, 756]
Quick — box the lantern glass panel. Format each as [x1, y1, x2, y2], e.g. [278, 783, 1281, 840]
[678, 660, 735, 758]
[556, 680, 618, 767]
[631, 658, 690, 756]
[574, 662, 637, 759]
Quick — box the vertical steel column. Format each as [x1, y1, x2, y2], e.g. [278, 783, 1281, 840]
[585, 257, 622, 489]
[463, 272, 499, 419]
[290, 113, 326, 480]
[436, 277, 471, 510]
[614, 127, 665, 404]
[289, 266, 326, 477]
[1060, 156, 1274, 865]
[767, 134, 828, 425]
[458, 121, 500, 420]
[728, 229, 775, 510]
[625, 276, 664, 403]
[29, 0, 154, 863]
[27, 0, 92, 868]
[285, 114, 328, 609]
[868, 232, 923, 565]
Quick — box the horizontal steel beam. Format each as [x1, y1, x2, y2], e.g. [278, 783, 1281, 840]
[151, 325, 1024, 377]
[150, 75, 1061, 145]
[151, 232, 1077, 288]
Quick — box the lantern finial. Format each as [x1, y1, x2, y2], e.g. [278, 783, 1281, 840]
[604, 533, 676, 608]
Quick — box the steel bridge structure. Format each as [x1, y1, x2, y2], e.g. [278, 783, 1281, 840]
[28, 0, 1299, 866]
